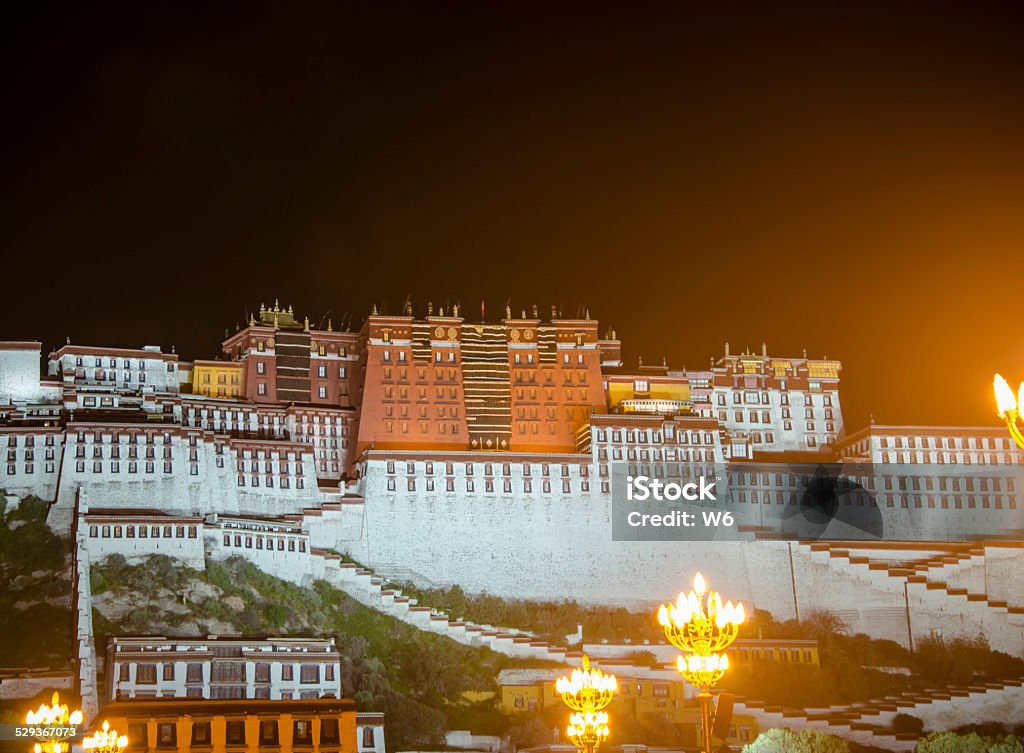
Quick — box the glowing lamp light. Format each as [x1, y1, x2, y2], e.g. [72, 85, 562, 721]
[24, 693, 83, 753]
[82, 720, 129, 753]
[555, 655, 618, 713]
[994, 374, 1019, 418]
[993, 373, 1024, 450]
[657, 573, 743, 753]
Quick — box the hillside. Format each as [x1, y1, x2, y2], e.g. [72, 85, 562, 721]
[90, 554, 519, 750]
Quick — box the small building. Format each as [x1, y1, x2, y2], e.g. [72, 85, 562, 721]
[94, 696, 357, 753]
[105, 636, 342, 702]
[191, 360, 246, 399]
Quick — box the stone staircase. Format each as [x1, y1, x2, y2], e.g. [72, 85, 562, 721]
[734, 675, 1024, 751]
[802, 541, 1024, 614]
[307, 546, 577, 662]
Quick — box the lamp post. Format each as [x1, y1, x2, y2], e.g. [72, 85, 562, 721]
[555, 655, 618, 753]
[82, 721, 129, 753]
[657, 573, 745, 753]
[24, 692, 84, 753]
[993, 374, 1024, 449]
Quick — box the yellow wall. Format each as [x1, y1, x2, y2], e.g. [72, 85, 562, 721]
[99, 709, 356, 753]
[192, 362, 244, 398]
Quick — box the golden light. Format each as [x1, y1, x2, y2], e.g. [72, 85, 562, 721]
[567, 711, 610, 750]
[994, 374, 1019, 418]
[24, 693, 83, 753]
[555, 656, 617, 753]
[82, 720, 129, 753]
[554, 655, 618, 713]
[657, 572, 745, 656]
[657, 572, 744, 753]
[993, 373, 1024, 450]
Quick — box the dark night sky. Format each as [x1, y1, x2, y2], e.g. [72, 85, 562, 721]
[2, 2, 1023, 430]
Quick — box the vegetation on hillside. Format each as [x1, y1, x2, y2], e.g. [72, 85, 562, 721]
[0, 493, 72, 668]
[92, 554, 520, 750]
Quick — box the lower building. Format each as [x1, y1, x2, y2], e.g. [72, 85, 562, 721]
[94, 696, 357, 753]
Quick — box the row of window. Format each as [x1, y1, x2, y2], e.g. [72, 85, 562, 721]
[594, 429, 716, 445]
[89, 524, 198, 539]
[387, 461, 585, 477]
[76, 460, 172, 474]
[71, 356, 173, 371]
[387, 477, 599, 494]
[123, 661, 329, 684]
[5, 435, 57, 447]
[222, 533, 308, 552]
[236, 474, 305, 489]
[142, 716, 347, 749]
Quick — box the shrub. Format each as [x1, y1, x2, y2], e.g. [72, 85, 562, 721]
[893, 714, 925, 734]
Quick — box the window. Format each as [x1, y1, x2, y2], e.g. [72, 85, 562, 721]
[136, 664, 157, 684]
[191, 722, 211, 746]
[225, 721, 246, 746]
[321, 719, 339, 745]
[163, 663, 175, 681]
[300, 664, 320, 683]
[259, 720, 279, 746]
[186, 663, 203, 683]
[255, 663, 270, 683]
[294, 720, 313, 745]
[156, 723, 176, 748]
[362, 727, 375, 748]
[282, 664, 294, 681]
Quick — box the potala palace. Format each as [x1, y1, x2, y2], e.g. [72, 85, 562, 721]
[2, 300, 1024, 729]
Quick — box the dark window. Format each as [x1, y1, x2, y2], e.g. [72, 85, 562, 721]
[163, 664, 175, 681]
[281, 664, 294, 681]
[294, 720, 313, 745]
[156, 722, 176, 748]
[362, 727, 376, 748]
[225, 721, 246, 746]
[300, 664, 320, 683]
[255, 663, 270, 683]
[259, 720, 279, 745]
[136, 664, 157, 685]
[119, 664, 130, 682]
[186, 663, 203, 683]
[321, 719, 339, 745]
[191, 722, 211, 746]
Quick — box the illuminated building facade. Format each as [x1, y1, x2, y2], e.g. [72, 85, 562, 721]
[221, 301, 360, 407]
[355, 305, 608, 456]
[191, 360, 245, 399]
[701, 343, 844, 457]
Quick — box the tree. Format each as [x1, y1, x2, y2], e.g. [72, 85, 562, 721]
[892, 714, 924, 735]
[743, 728, 849, 753]
[915, 732, 1024, 753]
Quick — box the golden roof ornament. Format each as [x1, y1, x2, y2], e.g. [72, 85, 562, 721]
[327, 318, 333, 332]
[273, 312, 279, 329]
[585, 308, 591, 320]
[304, 316, 310, 332]
[372, 303, 379, 315]
[428, 301, 434, 316]
[532, 304, 538, 318]
[274, 299, 280, 312]
[249, 314, 256, 326]
[259, 303, 266, 315]
[453, 303, 459, 317]
[521, 309, 526, 319]
[505, 304, 511, 319]
[288, 304, 293, 315]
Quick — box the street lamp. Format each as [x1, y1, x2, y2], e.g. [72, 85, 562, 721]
[657, 572, 745, 753]
[82, 721, 129, 753]
[555, 655, 618, 753]
[24, 692, 84, 753]
[993, 374, 1024, 449]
